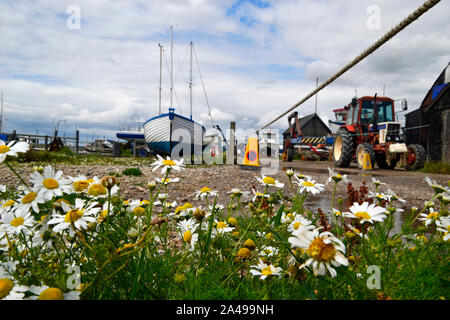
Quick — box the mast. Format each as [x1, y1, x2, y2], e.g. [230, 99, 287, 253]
[0, 91, 3, 133]
[189, 41, 193, 120]
[170, 25, 173, 110]
[158, 43, 163, 115]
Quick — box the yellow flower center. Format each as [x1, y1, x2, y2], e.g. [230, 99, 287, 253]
[243, 239, 256, 250]
[200, 187, 211, 193]
[64, 209, 84, 223]
[427, 212, 439, 220]
[53, 198, 70, 208]
[237, 247, 251, 259]
[354, 211, 371, 220]
[141, 200, 150, 205]
[132, 207, 146, 216]
[293, 222, 302, 230]
[261, 266, 273, 276]
[162, 159, 176, 166]
[73, 180, 90, 192]
[183, 202, 193, 209]
[265, 233, 274, 240]
[0, 278, 14, 299]
[334, 210, 342, 216]
[216, 221, 227, 229]
[0, 145, 11, 154]
[38, 287, 64, 300]
[98, 210, 108, 223]
[10, 217, 24, 227]
[302, 181, 315, 187]
[336, 174, 342, 179]
[183, 230, 192, 243]
[263, 177, 275, 185]
[88, 184, 106, 196]
[2, 199, 15, 207]
[228, 217, 238, 226]
[287, 213, 294, 220]
[38, 215, 47, 223]
[22, 192, 37, 204]
[306, 237, 336, 262]
[43, 178, 59, 189]
[175, 206, 184, 214]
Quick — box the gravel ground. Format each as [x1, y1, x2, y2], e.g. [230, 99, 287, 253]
[2, 160, 448, 212]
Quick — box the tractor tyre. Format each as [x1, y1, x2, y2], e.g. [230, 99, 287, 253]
[286, 147, 294, 162]
[405, 144, 425, 171]
[332, 128, 353, 168]
[375, 153, 398, 170]
[356, 143, 376, 169]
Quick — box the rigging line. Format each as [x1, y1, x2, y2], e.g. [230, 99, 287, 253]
[192, 44, 215, 128]
[173, 44, 190, 84]
[163, 50, 184, 115]
[254, 0, 441, 134]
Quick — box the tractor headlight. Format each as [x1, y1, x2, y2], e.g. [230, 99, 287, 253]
[386, 136, 391, 142]
[395, 136, 399, 142]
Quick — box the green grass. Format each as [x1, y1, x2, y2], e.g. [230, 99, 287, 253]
[418, 162, 450, 175]
[122, 167, 143, 176]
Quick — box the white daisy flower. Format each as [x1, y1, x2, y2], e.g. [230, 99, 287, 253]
[32, 220, 57, 249]
[27, 285, 80, 300]
[211, 220, 234, 237]
[48, 198, 100, 237]
[256, 175, 284, 189]
[368, 191, 389, 203]
[371, 177, 386, 188]
[295, 178, 325, 195]
[288, 228, 348, 278]
[418, 208, 440, 226]
[0, 140, 29, 163]
[385, 189, 406, 204]
[259, 246, 279, 257]
[332, 208, 343, 217]
[436, 216, 450, 241]
[0, 261, 29, 300]
[155, 177, 180, 185]
[29, 165, 73, 201]
[194, 187, 218, 200]
[251, 190, 270, 203]
[345, 224, 367, 239]
[326, 167, 349, 185]
[85, 177, 119, 199]
[287, 215, 315, 233]
[281, 211, 297, 224]
[343, 202, 388, 224]
[177, 218, 199, 251]
[250, 259, 282, 280]
[150, 155, 185, 174]
[0, 185, 6, 193]
[294, 173, 312, 181]
[68, 175, 93, 193]
[14, 191, 45, 213]
[0, 205, 35, 236]
[208, 203, 224, 211]
[425, 177, 447, 194]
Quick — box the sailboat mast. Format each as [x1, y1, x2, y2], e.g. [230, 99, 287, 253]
[0, 92, 3, 134]
[189, 41, 193, 120]
[158, 43, 163, 115]
[170, 25, 173, 109]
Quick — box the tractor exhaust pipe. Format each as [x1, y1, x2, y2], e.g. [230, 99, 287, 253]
[372, 93, 379, 132]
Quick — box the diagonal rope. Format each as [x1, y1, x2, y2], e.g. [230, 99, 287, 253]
[255, 0, 441, 134]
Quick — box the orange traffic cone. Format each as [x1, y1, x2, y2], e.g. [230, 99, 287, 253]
[240, 137, 260, 170]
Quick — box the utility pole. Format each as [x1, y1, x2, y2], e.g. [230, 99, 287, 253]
[189, 41, 193, 120]
[158, 43, 163, 115]
[314, 78, 319, 114]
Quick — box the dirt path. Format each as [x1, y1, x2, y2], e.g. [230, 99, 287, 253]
[1, 160, 448, 211]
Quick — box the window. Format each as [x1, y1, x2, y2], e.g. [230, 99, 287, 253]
[361, 100, 394, 123]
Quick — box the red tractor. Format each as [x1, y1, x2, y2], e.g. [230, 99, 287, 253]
[332, 94, 425, 170]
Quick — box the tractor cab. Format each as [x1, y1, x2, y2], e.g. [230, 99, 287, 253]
[332, 94, 425, 171]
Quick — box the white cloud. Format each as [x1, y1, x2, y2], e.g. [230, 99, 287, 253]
[0, 0, 449, 142]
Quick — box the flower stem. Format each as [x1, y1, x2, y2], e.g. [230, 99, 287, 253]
[4, 160, 31, 192]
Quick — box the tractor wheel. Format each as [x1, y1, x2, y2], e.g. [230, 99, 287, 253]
[375, 153, 398, 170]
[405, 144, 425, 171]
[356, 143, 376, 169]
[332, 128, 353, 168]
[286, 147, 294, 162]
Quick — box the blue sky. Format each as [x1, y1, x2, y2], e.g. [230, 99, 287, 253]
[0, 0, 449, 143]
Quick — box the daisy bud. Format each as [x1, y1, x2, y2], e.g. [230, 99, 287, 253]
[387, 207, 396, 215]
[101, 176, 117, 189]
[193, 208, 206, 221]
[174, 273, 186, 284]
[147, 181, 156, 191]
[411, 206, 418, 214]
[286, 169, 294, 178]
